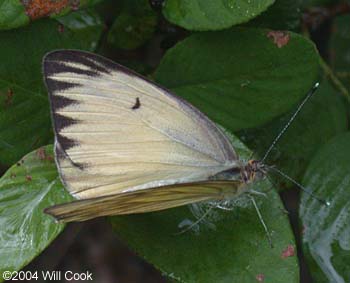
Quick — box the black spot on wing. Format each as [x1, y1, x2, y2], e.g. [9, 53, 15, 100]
[131, 97, 141, 110]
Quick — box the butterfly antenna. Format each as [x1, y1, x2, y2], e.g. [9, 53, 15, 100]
[249, 195, 273, 248]
[267, 166, 330, 206]
[261, 82, 320, 163]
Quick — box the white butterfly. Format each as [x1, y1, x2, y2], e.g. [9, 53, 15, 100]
[43, 50, 318, 223]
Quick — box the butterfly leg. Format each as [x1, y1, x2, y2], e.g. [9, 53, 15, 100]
[214, 204, 235, 211]
[174, 206, 214, 236]
[209, 199, 236, 211]
[249, 195, 273, 248]
[248, 189, 267, 198]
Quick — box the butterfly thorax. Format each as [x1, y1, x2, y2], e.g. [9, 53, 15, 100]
[211, 160, 266, 184]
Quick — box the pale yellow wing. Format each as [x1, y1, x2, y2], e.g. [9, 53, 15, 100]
[44, 181, 244, 222]
[43, 50, 239, 199]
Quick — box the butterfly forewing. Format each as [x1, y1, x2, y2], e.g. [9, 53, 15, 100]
[43, 50, 239, 200]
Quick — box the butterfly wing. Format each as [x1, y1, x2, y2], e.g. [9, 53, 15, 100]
[45, 181, 244, 222]
[43, 50, 239, 200]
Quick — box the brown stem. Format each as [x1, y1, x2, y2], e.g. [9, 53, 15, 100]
[320, 57, 350, 103]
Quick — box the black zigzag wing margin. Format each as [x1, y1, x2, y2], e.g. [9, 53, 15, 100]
[43, 49, 111, 78]
[42, 50, 120, 153]
[43, 50, 114, 157]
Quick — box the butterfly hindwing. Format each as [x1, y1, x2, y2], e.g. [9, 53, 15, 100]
[43, 50, 239, 199]
[44, 181, 243, 222]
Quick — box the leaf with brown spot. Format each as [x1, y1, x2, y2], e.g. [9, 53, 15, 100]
[0, 88, 13, 108]
[267, 30, 290, 48]
[281, 244, 295, 258]
[36, 147, 55, 162]
[155, 28, 319, 131]
[5, 88, 13, 107]
[36, 147, 47, 160]
[0, 146, 72, 276]
[256, 273, 265, 282]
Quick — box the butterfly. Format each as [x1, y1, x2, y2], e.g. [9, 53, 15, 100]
[43, 50, 317, 223]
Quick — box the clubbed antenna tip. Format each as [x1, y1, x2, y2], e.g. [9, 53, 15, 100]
[268, 166, 330, 207]
[311, 82, 320, 92]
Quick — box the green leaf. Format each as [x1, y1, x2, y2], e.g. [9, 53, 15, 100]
[248, 0, 301, 30]
[237, 79, 348, 189]
[300, 132, 350, 283]
[111, 135, 299, 283]
[330, 15, 350, 92]
[57, 7, 103, 29]
[0, 0, 29, 30]
[107, 0, 158, 50]
[0, 12, 103, 168]
[0, 146, 71, 280]
[162, 0, 275, 30]
[57, 8, 104, 51]
[49, 0, 103, 18]
[155, 28, 319, 132]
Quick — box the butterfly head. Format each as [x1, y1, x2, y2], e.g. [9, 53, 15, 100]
[241, 160, 267, 184]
